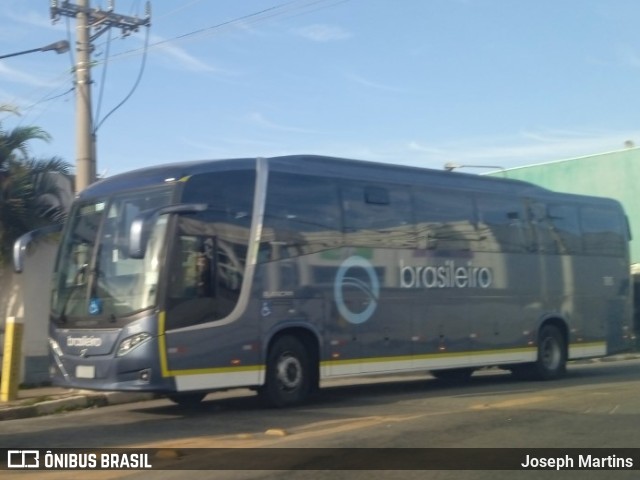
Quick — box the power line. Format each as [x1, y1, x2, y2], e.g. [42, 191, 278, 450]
[94, 25, 151, 133]
[4, 0, 352, 190]
[23, 86, 75, 114]
[0, 71, 75, 124]
[109, 0, 351, 61]
[155, 0, 206, 21]
[93, 27, 113, 133]
[19, 86, 76, 127]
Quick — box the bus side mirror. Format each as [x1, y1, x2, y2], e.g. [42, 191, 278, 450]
[128, 203, 208, 259]
[13, 224, 64, 273]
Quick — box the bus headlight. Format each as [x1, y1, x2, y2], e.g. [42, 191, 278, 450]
[49, 337, 63, 357]
[116, 332, 151, 357]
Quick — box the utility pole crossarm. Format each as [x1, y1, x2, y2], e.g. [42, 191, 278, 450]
[50, 1, 151, 33]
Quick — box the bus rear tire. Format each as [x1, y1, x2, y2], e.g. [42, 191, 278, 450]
[512, 325, 567, 380]
[259, 335, 311, 408]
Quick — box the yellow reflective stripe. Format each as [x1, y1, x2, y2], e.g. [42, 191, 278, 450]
[158, 311, 171, 378]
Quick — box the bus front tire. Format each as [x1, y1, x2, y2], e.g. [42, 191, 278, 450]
[259, 335, 311, 408]
[512, 325, 567, 381]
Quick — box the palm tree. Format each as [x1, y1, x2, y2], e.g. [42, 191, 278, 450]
[0, 106, 72, 266]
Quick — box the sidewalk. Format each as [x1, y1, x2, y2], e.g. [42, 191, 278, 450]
[0, 386, 156, 421]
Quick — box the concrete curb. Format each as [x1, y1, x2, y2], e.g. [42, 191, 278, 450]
[0, 391, 156, 421]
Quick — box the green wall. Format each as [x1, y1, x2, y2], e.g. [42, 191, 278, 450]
[488, 148, 640, 265]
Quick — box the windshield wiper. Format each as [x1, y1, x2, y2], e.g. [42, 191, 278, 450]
[58, 278, 87, 324]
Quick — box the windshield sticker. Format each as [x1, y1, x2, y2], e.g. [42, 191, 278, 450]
[88, 298, 103, 316]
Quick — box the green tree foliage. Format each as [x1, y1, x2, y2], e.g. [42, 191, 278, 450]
[0, 106, 71, 266]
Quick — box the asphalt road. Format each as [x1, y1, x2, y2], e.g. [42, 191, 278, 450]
[2, 358, 640, 480]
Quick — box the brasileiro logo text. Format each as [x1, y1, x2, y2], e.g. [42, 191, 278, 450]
[400, 260, 493, 289]
[334, 256, 494, 325]
[66, 335, 103, 348]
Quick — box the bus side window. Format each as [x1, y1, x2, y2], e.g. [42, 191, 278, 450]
[475, 193, 527, 253]
[166, 170, 255, 327]
[262, 173, 342, 261]
[166, 233, 228, 329]
[169, 236, 214, 300]
[341, 182, 415, 248]
[413, 188, 477, 251]
[547, 204, 582, 254]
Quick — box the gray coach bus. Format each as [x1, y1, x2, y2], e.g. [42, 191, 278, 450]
[15, 155, 634, 407]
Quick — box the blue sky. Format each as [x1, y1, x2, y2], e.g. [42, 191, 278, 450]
[2, 0, 640, 176]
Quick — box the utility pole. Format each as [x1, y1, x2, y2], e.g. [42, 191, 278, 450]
[50, 0, 151, 193]
[75, 0, 93, 193]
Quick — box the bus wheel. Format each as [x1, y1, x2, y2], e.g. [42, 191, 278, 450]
[536, 325, 567, 379]
[512, 325, 567, 380]
[431, 368, 474, 383]
[260, 335, 310, 408]
[167, 392, 206, 407]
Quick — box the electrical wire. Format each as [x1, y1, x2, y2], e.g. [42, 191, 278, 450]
[155, 0, 206, 20]
[108, 0, 350, 62]
[64, 16, 76, 69]
[3, 0, 350, 133]
[94, 24, 150, 133]
[0, 70, 75, 124]
[93, 27, 113, 134]
[91, 0, 329, 131]
[2, 16, 79, 127]
[22, 86, 75, 115]
[19, 85, 75, 127]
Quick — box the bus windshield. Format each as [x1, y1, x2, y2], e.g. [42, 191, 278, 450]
[52, 188, 173, 324]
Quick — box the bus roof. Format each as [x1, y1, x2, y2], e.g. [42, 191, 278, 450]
[79, 154, 620, 208]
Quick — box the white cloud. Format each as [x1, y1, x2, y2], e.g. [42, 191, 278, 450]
[615, 44, 640, 68]
[587, 44, 640, 69]
[172, 128, 639, 173]
[345, 73, 408, 93]
[407, 128, 640, 170]
[0, 62, 53, 87]
[293, 24, 352, 42]
[153, 42, 218, 73]
[247, 112, 324, 134]
[180, 135, 282, 158]
[2, 7, 63, 31]
[97, 32, 226, 74]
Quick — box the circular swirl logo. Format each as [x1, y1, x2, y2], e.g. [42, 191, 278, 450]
[334, 255, 380, 324]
